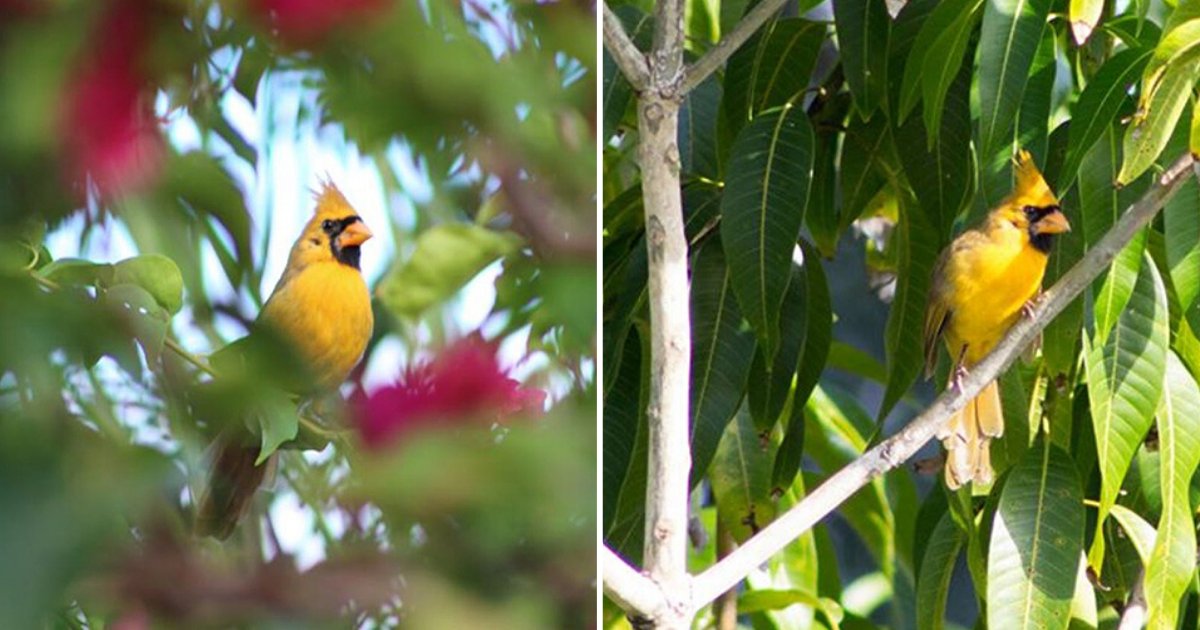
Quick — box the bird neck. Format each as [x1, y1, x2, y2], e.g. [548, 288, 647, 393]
[333, 245, 361, 269]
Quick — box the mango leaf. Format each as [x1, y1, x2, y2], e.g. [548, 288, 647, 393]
[897, 0, 979, 123]
[1143, 352, 1200, 630]
[977, 0, 1050, 159]
[604, 326, 651, 564]
[721, 104, 814, 358]
[987, 440, 1085, 630]
[40, 258, 114, 287]
[1107, 503, 1157, 563]
[1084, 254, 1169, 574]
[833, 0, 890, 119]
[679, 75, 723, 179]
[112, 254, 184, 315]
[1013, 30, 1056, 162]
[771, 240, 830, 490]
[806, 123, 842, 258]
[916, 511, 965, 630]
[1059, 48, 1151, 192]
[919, 0, 982, 139]
[710, 407, 776, 543]
[748, 264, 807, 432]
[1068, 0, 1104, 44]
[879, 196, 938, 421]
[1163, 175, 1200, 322]
[838, 116, 890, 230]
[895, 58, 974, 237]
[379, 224, 521, 318]
[1142, 18, 1200, 98]
[690, 241, 756, 486]
[720, 18, 825, 145]
[1118, 55, 1200, 184]
[1040, 181, 1085, 378]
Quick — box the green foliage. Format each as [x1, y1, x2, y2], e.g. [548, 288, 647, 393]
[604, 0, 1200, 626]
[2, 0, 594, 626]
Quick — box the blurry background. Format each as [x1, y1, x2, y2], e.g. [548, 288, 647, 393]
[0, 0, 595, 626]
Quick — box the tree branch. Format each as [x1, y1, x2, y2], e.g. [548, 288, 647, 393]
[1117, 568, 1147, 630]
[681, 0, 788, 93]
[601, 548, 669, 620]
[687, 153, 1197, 609]
[603, 3, 650, 91]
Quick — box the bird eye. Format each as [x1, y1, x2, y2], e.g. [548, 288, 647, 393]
[1023, 206, 1037, 219]
[321, 219, 336, 232]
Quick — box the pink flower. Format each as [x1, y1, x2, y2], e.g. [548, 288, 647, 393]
[249, 0, 390, 48]
[353, 336, 546, 451]
[61, 0, 163, 196]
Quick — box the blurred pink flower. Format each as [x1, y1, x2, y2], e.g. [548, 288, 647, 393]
[61, 0, 163, 196]
[353, 336, 546, 451]
[249, 0, 390, 47]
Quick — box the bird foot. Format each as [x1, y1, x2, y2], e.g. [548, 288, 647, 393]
[1021, 294, 1042, 319]
[950, 365, 970, 393]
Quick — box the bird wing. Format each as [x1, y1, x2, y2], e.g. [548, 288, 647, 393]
[922, 230, 988, 378]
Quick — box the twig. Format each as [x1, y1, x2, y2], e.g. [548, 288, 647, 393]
[1117, 568, 1147, 630]
[682, 153, 1196, 609]
[681, 0, 789, 93]
[603, 2, 650, 90]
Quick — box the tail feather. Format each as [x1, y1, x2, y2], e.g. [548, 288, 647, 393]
[195, 436, 269, 540]
[942, 380, 1005, 489]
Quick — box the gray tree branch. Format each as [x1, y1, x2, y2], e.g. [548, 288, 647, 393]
[603, 3, 650, 91]
[681, 0, 788, 93]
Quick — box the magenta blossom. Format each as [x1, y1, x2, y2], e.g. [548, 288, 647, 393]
[61, 0, 163, 196]
[353, 336, 546, 451]
[249, 0, 391, 48]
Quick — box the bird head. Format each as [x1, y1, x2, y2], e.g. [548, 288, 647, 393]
[289, 180, 374, 270]
[995, 150, 1070, 253]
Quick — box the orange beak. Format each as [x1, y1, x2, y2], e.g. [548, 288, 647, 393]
[338, 220, 373, 247]
[1033, 209, 1071, 235]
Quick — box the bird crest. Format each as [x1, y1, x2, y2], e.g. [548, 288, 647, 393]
[312, 176, 355, 218]
[1009, 149, 1058, 208]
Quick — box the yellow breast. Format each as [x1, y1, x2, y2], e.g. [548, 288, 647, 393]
[943, 225, 1047, 365]
[260, 261, 374, 391]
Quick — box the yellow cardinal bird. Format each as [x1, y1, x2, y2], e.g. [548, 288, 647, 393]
[922, 150, 1070, 489]
[196, 181, 374, 539]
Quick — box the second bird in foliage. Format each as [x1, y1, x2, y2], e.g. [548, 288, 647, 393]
[923, 150, 1070, 489]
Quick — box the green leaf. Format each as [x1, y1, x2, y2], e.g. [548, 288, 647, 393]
[806, 123, 843, 257]
[1094, 231, 1147, 346]
[987, 440, 1085, 630]
[919, 0, 982, 139]
[771, 240, 831, 489]
[897, 0, 981, 125]
[977, 0, 1051, 159]
[838, 116, 890, 230]
[163, 152, 253, 285]
[916, 511, 965, 630]
[379, 224, 521, 317]
[679, 75, 723, 179]
[40, 258, 114, 287]
[1107, 503, 1157, 563]
[833, 0, 890, 119]
[1068, 0, 1103, 45]
[112, 254, 184, 315]
[1041, 179, 1085, 378]
[720, 103, 815, 358]
[1164, 174, 1200, 319]
[690, 241, 756, 486]
[100, 283, 169, 365]
[748, 264, 807, 432]
[1059, 48, 1151, 192]
[1144, 352, 1200, 630]
[1118, 55, 1200, 184]
[254, 389, 300, 464]
[1084, 253, 1169, 574]
[710, 407, 776, 543]
[896, 58, 975, 237]
[879, 196, 939, 420]
[603, 327, 644, 531]
[1143, 18, 1200, 99]
[720, 19, 826, 144]
[1013, 29, 1057, 162]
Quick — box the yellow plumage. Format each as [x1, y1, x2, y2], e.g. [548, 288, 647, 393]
[923, 150, 1070, 489]
[196, 181, 374, 538]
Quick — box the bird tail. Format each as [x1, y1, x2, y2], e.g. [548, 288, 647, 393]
[195, 435, 270, 540]
[938, 380, 1004, 489]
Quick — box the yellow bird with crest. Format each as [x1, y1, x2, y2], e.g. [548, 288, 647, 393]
[922, 150, 1070, 489]
[196, 181, 374, 539]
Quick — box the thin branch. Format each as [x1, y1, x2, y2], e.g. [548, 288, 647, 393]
[681, 0, 789, 93]
[601, 548, 668, 620]
[686, 153, 1196, 609]
[603, 2, 650, 91]
[1117, 568, 1147, 630]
